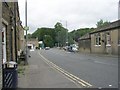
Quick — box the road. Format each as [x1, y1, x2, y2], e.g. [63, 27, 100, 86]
[18, 49, 79, 88]
[37, 48, 118, 88]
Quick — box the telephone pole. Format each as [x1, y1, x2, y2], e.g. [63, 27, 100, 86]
[25, 0, 27, 61]
[25, 0, 29, 63]
[66, 21, 68, 46]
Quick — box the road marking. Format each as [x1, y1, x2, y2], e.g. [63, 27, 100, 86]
[38, 51, 93, 88]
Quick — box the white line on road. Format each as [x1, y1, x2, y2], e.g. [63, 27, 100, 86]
[38, 51, 93, 88]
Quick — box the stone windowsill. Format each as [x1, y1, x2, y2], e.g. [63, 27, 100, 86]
[106, 44, 111, 47]
[95, 45, 101, 47]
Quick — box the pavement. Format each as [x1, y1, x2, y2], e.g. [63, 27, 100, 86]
[18, 50, 79, 88]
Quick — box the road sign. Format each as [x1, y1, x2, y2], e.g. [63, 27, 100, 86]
[24, 26, 29, 31]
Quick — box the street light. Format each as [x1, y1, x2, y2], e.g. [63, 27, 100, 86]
[66, 21, 68, 47]
[24, 0, 29, 62]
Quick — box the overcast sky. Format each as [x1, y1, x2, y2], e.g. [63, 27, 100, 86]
[18, 0, 119, 33]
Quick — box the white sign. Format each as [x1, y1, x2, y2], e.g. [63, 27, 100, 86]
[24, 26, 29, 31]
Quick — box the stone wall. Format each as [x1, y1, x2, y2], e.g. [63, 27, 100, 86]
[79, 39, 91, 53]
[27, 38, 39, 48]
[2, 2, 11, 61]
[78, 33, 91, 53]
[91, 28, 119, 55]
[0, 1, 2, 89]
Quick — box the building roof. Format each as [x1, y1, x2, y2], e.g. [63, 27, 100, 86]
[90, 20, 120, 34]
[78, 20, 120, 40]
[78, 33, 90, 41]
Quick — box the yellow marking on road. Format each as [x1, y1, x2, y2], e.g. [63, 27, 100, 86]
[38, 51, 93, 88]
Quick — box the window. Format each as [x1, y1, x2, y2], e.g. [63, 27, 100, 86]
[106, 32, 111, 46]
[95, 33, 101, 46]
[118, 30, 120, 46]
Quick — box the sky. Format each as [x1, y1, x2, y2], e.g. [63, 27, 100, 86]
[18, 0, 119, 34]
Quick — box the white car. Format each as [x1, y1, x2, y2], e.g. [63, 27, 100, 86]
[72, 47, 78, 52]
[45, 47, 50, 50]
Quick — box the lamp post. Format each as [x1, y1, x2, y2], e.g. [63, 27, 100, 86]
[24, 0, 29, 62]
[66, 21, 68, 47]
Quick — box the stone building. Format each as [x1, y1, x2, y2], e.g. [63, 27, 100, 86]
[19, 24, 25, 53]
[78, 33, 91, 53]
[0, 1, 24, 88]
[1, 1, 24, 63]
[90, 20, 120, 55]
[27, 38, 39, 50]
[78, 20, 120, 55]
[0, 1, 2, 89]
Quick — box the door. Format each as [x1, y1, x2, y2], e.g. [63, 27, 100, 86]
[2, 26, 6, 64]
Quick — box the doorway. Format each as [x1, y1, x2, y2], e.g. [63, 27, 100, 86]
[2, 25, 6, 64]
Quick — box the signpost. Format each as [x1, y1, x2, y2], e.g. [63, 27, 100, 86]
[0, 1, 2, 89]
[24, 0, 29, 64]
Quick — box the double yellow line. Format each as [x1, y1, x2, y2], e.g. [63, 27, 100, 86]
[38, 52, 93, 88]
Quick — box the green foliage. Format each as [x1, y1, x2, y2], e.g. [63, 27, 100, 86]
[54, 22, 63, 32]
[54, 22, 68, 47]
[24, 33, 32, 39]
[68, 33, 74, 45]
[27, 33, 32, 39]
[30, 20, 110, 47]
[43, 35, 54, 47]
[70, 28, 94, 42]
[96, 19, 110, 28]
[31, 27, 56, 44]
[31, 27, 56, 47]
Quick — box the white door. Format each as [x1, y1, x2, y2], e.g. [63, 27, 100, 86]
[2, 26, 6, 64]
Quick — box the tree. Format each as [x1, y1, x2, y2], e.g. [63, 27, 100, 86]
[54, 22, 67, 47]
[43, 35, 54, 47]
[24, 33, 32, 39]
[68, 33, 74, 45]
[31, 27, 56, 44]
[70, 28, 94, 42]
[96, 19, 110, 28]
[54, 22, 63, 32]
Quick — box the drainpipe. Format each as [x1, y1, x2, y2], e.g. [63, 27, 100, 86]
[10, 15, 13, 61]
[14, 2, 17, 62]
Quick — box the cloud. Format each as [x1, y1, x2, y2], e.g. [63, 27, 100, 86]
[18, 0, 119, 33]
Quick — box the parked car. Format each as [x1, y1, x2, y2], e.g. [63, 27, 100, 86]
[72, 47, 78, 52]
[45, 47, 50, 50]
[66, 45, 78, 52]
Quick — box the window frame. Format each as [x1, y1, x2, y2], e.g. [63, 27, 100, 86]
[106, 32, 111, 46]
[94, 33, 101, 46]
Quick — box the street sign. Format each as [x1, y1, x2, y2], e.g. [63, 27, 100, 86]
[24, 26, 29, 31]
